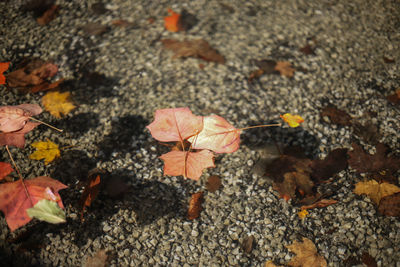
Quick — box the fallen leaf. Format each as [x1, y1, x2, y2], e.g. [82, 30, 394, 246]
[37, 4, 59, 25]
[299, 44, 315, 55]
[206, 175, 221, 192]
[187, 191, 203, 220]
[280, 113, 304, 128]
[348, 143, 400, 183]
[265, 261, 282, 267]
[162, 39, 225, 64]
[28, 78, 64, 93]
[386, 89, 400, 105]
[300, 199, 338, 210]
[188, 114, 241, 153]
[26, 199, 66, 224]
[1, 126, 34, 148]
[82, 23, 109, 36]
[84, 249, 109, 267]
[79, 174, 101, 221]
[361, 252, 377, 267]
[0, 162, 13, 181]
[298, 209, 308, 219]
[0, 104, 42, 133]
[378, 192, 400, 217]
[241, 235, 255, 254]
[177, 9, 198, 31]
[0, 122, 40, 148]
[42, 91, 76, 118]
[164, 8, 180, 32]
[111, 19, 135, 28]
[0, 62, 10, 84]
[29, 139, 60, 165]
[353, 180, 400, 205]
[320, 105, 352, 126]
[286, 237, 327, 267]
[310, 148, 348, 183]
[6, 58, 58, 88]
[0, 176, 67, 231]
[146, 107, 203, 142]
[274, 61, 295, 78]
[160, 150, 215, 181]
[353, 122, 380, 145]
[383, 56, 395, 64]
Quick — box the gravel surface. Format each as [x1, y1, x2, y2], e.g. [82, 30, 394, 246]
[1, 0, 400, 266]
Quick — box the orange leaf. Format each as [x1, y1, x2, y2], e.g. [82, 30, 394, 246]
[164, 8, 180, 32]
[0, 176, 67, 231]
[187, 192, 203, 220]
[280, 113, 304, 128]
[274, 61, 295, 78]
[0, 62, 10, 84]
[79, 174, 101, 221]
[300, 199, 338, 210]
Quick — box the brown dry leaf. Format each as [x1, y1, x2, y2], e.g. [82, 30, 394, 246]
[187, 191, 203, 220]
[274, 61, 295, 78]
[82, 23, 109, 36]
[353, 180, 400, 205]
[37, 4, 59, 25]
[286, 237, 327, 267]
[320, 105, 352, 126]
[42, 91, 76, 118]
[361, 252, 377, 267]
[348, 143, 400, 183]
[6, 58, 58, 89]
[311, 148, 348, 183]
[299, 44, 315, 55]
[383, 56, 395, 64]
[84, 249, 109, 267]
[378, 192, 400, 217]
[161, 39, 225, 64]
[386, 89, 400, 105]
[79, 174, 101, 221]
[111, 19, 135, 28]
[301, 199, 338, 210]
[29, 78, 64, 93]
[353, 122, 380, 145]
[273, 173, 297, 201]
[241, 235, 255, 254]
[206, 175, 221, 192]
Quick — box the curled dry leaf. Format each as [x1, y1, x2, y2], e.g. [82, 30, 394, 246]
[42, 91, 76, 118]
[188, 114, 241, 153]
[353, 180, 400, 205]
[162, 39, 225, 64]
[187, 191, 203, 220]
[0, 62, 10, 84]
[378, 192, 400, 217]
[0, 162, 13, 181]
[29, 139, 60, 165]
[286, 237, 327, 267]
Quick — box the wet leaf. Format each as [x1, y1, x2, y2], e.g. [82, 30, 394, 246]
[42, 91, 76, 118]
[29, 139, 60, 165]
[286, 237, 327, 267]
[187, 191, 203, 220]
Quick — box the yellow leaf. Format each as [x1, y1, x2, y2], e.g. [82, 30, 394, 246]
[29, 139, 60, 165]
[298, 209, 308, 219]
[42, 91, 75, 118]
[280, 113, 304, 128]
[286, 237, 327, 267]
[353, 180, 400, 205]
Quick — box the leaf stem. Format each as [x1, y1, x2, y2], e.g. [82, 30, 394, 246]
[238, 123, 281, 131]
[29, 117, 63, 132]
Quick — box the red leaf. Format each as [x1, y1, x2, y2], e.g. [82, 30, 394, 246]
[0, 62, 10, 85]
[0, 122, 40, 148]
[0, 176, 67, 231]
[164, 8, 180, 32]
[160, 150, 215, 180]
[0, 104, 42, 133]
[146, 107, 203, 142]
[79, 174, 101, 221]
[188, 115, 241, 153]
[0, 162, 13, 181]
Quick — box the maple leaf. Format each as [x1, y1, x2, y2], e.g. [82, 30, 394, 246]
[0, 104, 42, 133]
[0, 62, 10, 84]
[29, 139, 61, 165]
[0, 122, 40, 148]
[280, 113, 304, 128]
[187, 191, 203, 220]
[162, 39, 225, 64]
[146, 107, 203, 142]
[5, 58, 58, 88]
[378, 192, 400, 217]
[353, 179, 400, 205]
[79, 174, 101, 221]
[164, 8, 180, 32]
[160, 150, 215, 181]
[0, 162, 13, 181]
[188, 115, 241, 153]
[42, 91, 76, 118]
[26, 199, 66, 224]
[0, 176, 67, 231]
[286, 237, 327, 267]
[274, 61, 295, 78]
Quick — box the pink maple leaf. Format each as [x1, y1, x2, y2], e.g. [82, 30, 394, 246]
[0, 176, 67, 231]
[146, 107, 203, 142]
[0, 104, 42, 133]
[0, 121, 40, 148]
[160, 150, 215, 180]
[188, 115, 241, 153]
